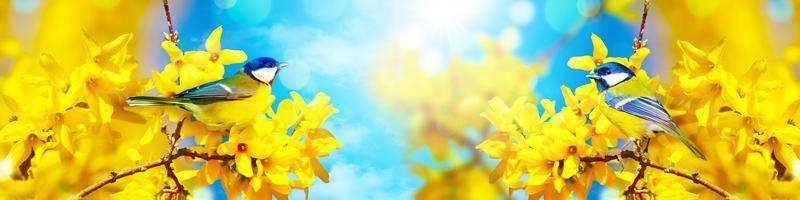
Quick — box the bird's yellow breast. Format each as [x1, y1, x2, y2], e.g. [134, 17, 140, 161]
[598, 93, 650, 139]
[192, 85, 273, 129]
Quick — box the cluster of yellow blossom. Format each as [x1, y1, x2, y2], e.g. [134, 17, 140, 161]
[373, 30, 543, 199]
[478, 34, 800, 199]
[0, 26, 342, 199]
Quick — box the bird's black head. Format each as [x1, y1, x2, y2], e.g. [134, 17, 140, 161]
[243, 57, 288, 84]
[585, 62, 635, 92]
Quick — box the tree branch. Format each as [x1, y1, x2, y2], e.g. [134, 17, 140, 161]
[162, 0, 178, 44]
[74, 119, 231, 200]
[72, 148, 234, 199]
[633, 0, 651, 52]
[580, 151, 734, 199]
[162, 118, 186, 199]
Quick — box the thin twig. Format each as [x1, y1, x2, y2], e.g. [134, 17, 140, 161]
[581, 151, 734, 199]
[625, 139, 651, 198]
[163, 118, 186, 199]
[72, 148, 234, 199]
[162, 0, 179, 44]
[633, 0, 651, 52]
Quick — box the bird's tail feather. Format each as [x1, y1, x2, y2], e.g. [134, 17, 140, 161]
[675, 134, 707, 160]
[126, 96, 187, 107]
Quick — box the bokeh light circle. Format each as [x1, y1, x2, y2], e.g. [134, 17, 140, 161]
[12, 0, 37, 14]
[303, 0, 349, 22]
[768, 0, 794, 23]
[577, 0, 602, 17]
[508, 0, 535, 25]
[226, 0, 272, 26]
[544, 0, 581, 33]
[279, 60, 311, 90]
[214, 0, 237, 9]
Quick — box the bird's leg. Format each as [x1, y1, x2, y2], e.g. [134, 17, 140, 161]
[613, 138, 637, 170]
[619, 138, 636, 152]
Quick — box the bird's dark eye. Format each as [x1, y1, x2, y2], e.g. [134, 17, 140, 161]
[598, 68, 610, 75]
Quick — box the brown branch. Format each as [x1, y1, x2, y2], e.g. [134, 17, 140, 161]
[633, 0, 651, 52]
[624, 139, 651, 198]
[73, 156, 173, 199]
[581, 150, 734, 199]
[73, 118, 231, 199]
[72, 148, 234, 199]
[162, 0, 179, 44]
[163, 118, 186, 199]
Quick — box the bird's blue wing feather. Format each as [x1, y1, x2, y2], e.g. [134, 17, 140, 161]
[605, 95, 679, 132]
[176, 79, 253, 102]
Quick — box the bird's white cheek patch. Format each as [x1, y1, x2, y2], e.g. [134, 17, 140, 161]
[602, 73, 630, 87]
[253, 67, 277, 83]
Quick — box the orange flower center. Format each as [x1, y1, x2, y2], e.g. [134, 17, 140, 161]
[568, 145, 577, 154]
[768, 137, 778, 145]
[210, 52, 220, 62]
[237, 143, 248, 153]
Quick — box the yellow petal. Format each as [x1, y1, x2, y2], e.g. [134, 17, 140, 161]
[219, 49, 248, 65]
[310, 158, 329, 183]
[61, 80, 87, 111]
[562, 155, 579, 178]
[668, 150, 683, 164]
[97, 96, 114, 123]
[707, 38, 727, 64]
[776, 125, 800, 145]
[490, 159, 507, 183]
[527, 167, 550, 185]
[126, 148, 142, 162]
[291, 91, 308, 108]
[1, 121, 33, 142]
[567, 56, 596, 71]
[161, 40, 183, 62]
[247, 141, 272, 159]
[205, 26, 223, 52]
[540, 99, 556, 116]
[629, 47, 650, 71]
[98, 33, 132, 60]
[252, 164, 264, 191]
[552, 176, 565, 192]
[57, 126, 73, 153]
[695, 102, 710, 127]
[236, 154, 254, 177]
[735, 129, 746, 154]
[9, 141, 32, 167]
[776, 144, 798, 172]
[677, 40, 710, 66]
[176, 170, 198, 182]
[139, 116, 159, 145]
[81, 31, 101, 56]
[152, 70, 178, 96]
[590, 33, 608, 60]
[616, 171, 636, 184]
[270, 147, 299, 166]
[560, 86, 578, 110]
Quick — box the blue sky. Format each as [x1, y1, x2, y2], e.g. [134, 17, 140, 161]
[161, 0, 647, 199]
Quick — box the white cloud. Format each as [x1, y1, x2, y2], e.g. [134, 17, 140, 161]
[324, 118, 369, 148]
[233, 23, 377, 89]
[508, 0, 535, 25]
[292, 161, 414, 200]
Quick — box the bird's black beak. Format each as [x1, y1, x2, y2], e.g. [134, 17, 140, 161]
[585, 73, 601, 79]
[278, 63, 289, 69]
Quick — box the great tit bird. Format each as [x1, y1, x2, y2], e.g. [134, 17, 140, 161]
[586, 62, 706, 160]
[127, 57, 287, 128]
